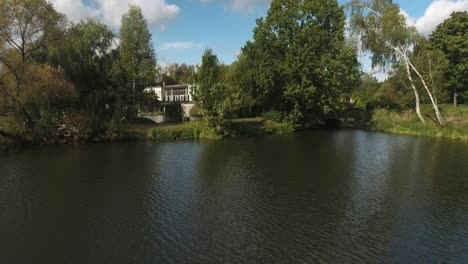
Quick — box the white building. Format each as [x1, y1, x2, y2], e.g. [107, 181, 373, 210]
[144, 84, 193, 102]
[143, 84, 196, 122]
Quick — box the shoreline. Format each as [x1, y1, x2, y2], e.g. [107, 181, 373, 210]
[2, 106, 468, 149]
[1, 124, 466, 151]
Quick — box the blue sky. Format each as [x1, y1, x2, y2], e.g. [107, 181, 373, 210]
[50, 0, 468, 70]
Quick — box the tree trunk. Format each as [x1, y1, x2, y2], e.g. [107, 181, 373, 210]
[404, 59, 425, 124]
[454, 91, 458, 108]
[408, 61, 445, 126]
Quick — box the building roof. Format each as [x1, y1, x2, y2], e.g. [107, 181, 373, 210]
[163, 84, 189, 89]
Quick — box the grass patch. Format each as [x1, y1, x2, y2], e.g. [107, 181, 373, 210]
[372, 105, 468, 140]
[147, 122, 219, 142]
[146, 118, 294, 142]
[225, 118, 293, 137]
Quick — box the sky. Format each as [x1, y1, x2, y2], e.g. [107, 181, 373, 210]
[49, 0, 468, 72]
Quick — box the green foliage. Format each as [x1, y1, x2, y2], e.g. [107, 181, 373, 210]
[147, 118, 294, 142]
[223, 118, 293, 137]
[384, 63, 415, 108]
[372, 106, 468, 140]
[193, 49, 227, 133]
[379, 40, 450, 109]
[119, 5, 157, 117]
[430, 11, 468, 105]
[262, 110, 285, 123]
[35, 111, 92, 143]
[237, 0, 360, 123]
[224, 53, 259, 117]
[374, 82, 399, 108]
[0, 0, 67, 137]
[147, 122, 218, 142]
[411, 40, 450, 104]
[348, 0, 420, 68]
[354, 73, 381, 109]
[260, 120, 294, 135]
[161, 63, 197, 85]
[48, 19, 116, 114]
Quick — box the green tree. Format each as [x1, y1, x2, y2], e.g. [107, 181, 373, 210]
[0, 0, 66, 139]
[412, 40, 449, 105]
[48, 19, 116, 116]
[430, 11, 468, 107]
[242, 0, 360, 123]
[161, 63, 197, 85]
[119, 5, 157, 117]
[193, 49, 226, 133]
[354, 73, 381, 109]
[348, 0, 445, 125]
[225, 52, 259, 117]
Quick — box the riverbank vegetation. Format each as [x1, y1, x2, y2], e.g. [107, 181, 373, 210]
[145, 118, 293, 142]
[372, 105, 468, 140]
[0, 0, 467, 145]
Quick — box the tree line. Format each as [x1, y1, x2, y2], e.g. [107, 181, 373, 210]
[0, 0, 466, 142]
[0, 0, 156, 142]
[192, 0, 466, 131]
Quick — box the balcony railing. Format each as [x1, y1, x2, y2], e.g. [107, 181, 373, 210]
[162, 95, 191, 102]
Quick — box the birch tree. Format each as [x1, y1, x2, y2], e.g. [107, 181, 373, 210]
[348, 0, 445, 125]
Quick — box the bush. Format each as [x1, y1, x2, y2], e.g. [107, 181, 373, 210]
[35, 111, 92, 143]
[260, 120, 294, 135]
[189, 105, 203, 117]
[262, 110, 284, 122]
[147, 122, 217, 141]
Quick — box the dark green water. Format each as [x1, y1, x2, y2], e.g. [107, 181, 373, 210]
[1, 130, 468, 263]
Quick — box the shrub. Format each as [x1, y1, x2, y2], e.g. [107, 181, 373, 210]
[262, 110, 284, 122]
[147, 122, 211, 141]
[260, 120, 294, 135]
[35, 111, 92, 143]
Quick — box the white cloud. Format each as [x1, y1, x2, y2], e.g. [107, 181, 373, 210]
[158, 41, 204, 50]
[201, 0, 270, 13]
[48, 0, 97, 22]
[407, 0, 468, 36]
[230, 0, 270, 12]
[48, 0, 180, 31]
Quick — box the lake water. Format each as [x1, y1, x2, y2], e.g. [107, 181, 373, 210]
[1, 130, 468, 263]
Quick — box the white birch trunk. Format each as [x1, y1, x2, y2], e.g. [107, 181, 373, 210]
[407, 61, 445, 126]
[404, 58, 425, 124]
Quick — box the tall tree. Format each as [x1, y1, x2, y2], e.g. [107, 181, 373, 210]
[0, 0, 66, 135]
[119, 5, 157, 117]
[430, 11, 468, 107]
[242, 0, 360, 123]
[193, 49, 226, 132]
[226, 52, 259, 117]
[48, 19, 116, 115]
[348, 0, 445, 125]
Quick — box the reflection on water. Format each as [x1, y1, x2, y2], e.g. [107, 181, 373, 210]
[1, 130, 468, 263]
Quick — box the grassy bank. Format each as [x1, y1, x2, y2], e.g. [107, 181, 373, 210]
[145, 118, 293, 142]
[146, 121, 218, 141]
[371, 104, 468, 140]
